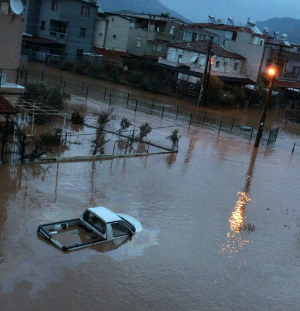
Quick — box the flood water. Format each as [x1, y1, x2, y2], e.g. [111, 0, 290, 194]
[1, 63, 300, 310]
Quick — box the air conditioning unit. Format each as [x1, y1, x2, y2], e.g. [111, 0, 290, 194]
[0, 73, 7, 86]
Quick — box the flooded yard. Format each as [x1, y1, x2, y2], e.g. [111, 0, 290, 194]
[1, 63, 300, 310]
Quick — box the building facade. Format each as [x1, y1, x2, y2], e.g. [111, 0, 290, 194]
[0, 1, 24, 70]
[124, 13, 183, 59]
[22, 0, 98, 61]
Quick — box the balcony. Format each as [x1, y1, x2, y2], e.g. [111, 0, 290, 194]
[283, 71, 300, 81]
[49, 31, 67, 44]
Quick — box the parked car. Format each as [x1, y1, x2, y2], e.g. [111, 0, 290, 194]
[38, 206, 142, 251]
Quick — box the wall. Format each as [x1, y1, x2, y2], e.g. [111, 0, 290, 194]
[104, 16, 130, 51]
[93, 17, 106, 48]
[0, 13, 23, 69]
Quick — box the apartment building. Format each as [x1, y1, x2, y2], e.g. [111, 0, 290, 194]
[22, 0, 98, 61]
[124, 13, 183, 59]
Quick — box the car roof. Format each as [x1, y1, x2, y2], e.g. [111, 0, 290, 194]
[87, 206, 121, 223]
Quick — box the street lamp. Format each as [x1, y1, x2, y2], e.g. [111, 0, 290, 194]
[254, 67, 277, 148]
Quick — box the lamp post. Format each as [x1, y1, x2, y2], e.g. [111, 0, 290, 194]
[254, 67, 276, 148]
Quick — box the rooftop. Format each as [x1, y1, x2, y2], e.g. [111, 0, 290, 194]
[167, 40, 245, 60]
[180, 25, 218, 37]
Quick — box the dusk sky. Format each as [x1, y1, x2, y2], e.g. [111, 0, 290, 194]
[158, 0, 300, 23]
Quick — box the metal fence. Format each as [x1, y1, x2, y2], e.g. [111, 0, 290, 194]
[0, 68, 28, 88]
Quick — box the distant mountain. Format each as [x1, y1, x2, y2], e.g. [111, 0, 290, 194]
[257, 17, 300, 44]
[97, 0, 192, 23]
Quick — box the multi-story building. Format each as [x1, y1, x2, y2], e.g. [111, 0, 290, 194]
[192, 18, 266, 82]
[93, 12, 131, 54]
[22, 0, 98, 61]
[159, 40, 246, 84]
[124, 13, 184, 59]
[0, 0, 24, 70]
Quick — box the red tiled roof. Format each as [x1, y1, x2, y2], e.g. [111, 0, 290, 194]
[261, 73, 300, 88]
[93, 47, 131, 59]
[167, 40, 246, 60]
[0, 95, 16, 115]
[142, 54, 159, 61]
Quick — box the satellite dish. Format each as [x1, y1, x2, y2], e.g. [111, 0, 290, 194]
[226, 31, 232, 39]
[10, 0, 24, 15]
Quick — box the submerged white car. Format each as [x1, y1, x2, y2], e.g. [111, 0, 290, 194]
[38, 206, 142, 251]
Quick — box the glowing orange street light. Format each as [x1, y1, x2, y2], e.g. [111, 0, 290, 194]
[254, 67, 277, 148]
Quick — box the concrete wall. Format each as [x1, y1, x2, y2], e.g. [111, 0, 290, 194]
[0, 14, 23, 69]
[104, 15, 130, 51]
[93, 17, 106, 48]
[23, 0, 40, 35]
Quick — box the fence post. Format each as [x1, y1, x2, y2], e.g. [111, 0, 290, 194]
[161, 106, 164, 119]
[104, 87, 107, 99]
[41, 71, 44, 82]
[16, 68, 19, 85]
[218, 120, 222, 133]
[151, 99, 154, 111]
[249, 129, 254, 141]
[25, 70, 28, 87]
[189, 113, 192, 126]
[135, 100, 138, 112]
[82, 81, 84, 93]
[60, 76, 63, 86]
[110, 93, 112, 105]
[231, 118, 234, 132]
[21, 134, 26, 163]
[86, 87, 89, 100]
[127, 93, 129, 107]
[176, 106, 179, 120]
[0, 68, 2, 87]
[292, 143, 296, 154]
[203, 111, 206, 125]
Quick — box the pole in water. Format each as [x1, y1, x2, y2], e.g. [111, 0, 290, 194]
[231, 118, 234, 132]
[249, 129, 254, 141]
[86, 86, 89, 100]
[189, 113, 192, 126]
[41, 71, 43, 81]
[104, 87, 106, 99]
[161, 106, 164, 119]
[203, 111, 206, 125]
[135, 100, 138, 112]
[110, 93, 112, 105]
[152, 99, 154, 111]
[127, 93, 129, 107]
[176, 106, 179, 120]
[218, 120, 222, 133]
[292, 143, 296, 153]
[82, 81, 84, 93]
[60, 76, 63, 86]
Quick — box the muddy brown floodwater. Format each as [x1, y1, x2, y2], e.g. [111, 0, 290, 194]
[1, 63, 300, 310]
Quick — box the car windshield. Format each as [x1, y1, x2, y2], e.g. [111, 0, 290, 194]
[120, 216, 136, 233]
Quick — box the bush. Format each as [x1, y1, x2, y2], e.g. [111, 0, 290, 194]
[73, 60, 86, 75]
[46, 86, 65, 109]
[139, 79, 150, 91]
[40, 129, 62, 147]
[110, 68, 121, 83]
[138, 122, 152, 140]
[120, 117, 131, 131]
[150, 80, 161, 93]
[71, 111, 84, 124]
[205, 75, 224, 106]
[166, 129, 180, 150]
[87, 63, 102, 79]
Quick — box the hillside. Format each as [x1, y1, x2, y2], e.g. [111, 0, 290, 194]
[257, 17, 300, 44]
[97, 0, 192, 23]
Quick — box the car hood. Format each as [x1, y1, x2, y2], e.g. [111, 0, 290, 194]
[117, 213, 143, 233]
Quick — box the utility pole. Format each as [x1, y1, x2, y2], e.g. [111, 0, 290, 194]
[197, 36, 213, 107]
[254, 68, 276, 148]
[254, 46, 283, 148]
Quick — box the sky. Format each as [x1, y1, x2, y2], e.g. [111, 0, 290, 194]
[159, 0, 300, 23]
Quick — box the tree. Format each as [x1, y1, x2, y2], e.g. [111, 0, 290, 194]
[166, 129, 181, 150]
[138, 122, 152, 140]
[206, 75, 224, 106]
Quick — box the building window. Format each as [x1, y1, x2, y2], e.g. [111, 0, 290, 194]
[81, 6, 90, 17]
[79, 28, 86, 37]
[178, 30, 184, 40]
[99, 32, 103, 38]
[112, 18, 114, 21]
[224, 62, 227, 69]
[113, 35, 116, 39]
[137, 38, 141, 48]
[51, 1, 58, 11]
[216, 61, 220, 68]
[234, 62, 238, 70]
[293, 67, 300, 76]
[232, 32, 237, 41]
[260, 40, 264, 46]
[40, 21, 45, 30]
[170, 26, 175, 35]
[76, 49, 83, 59]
